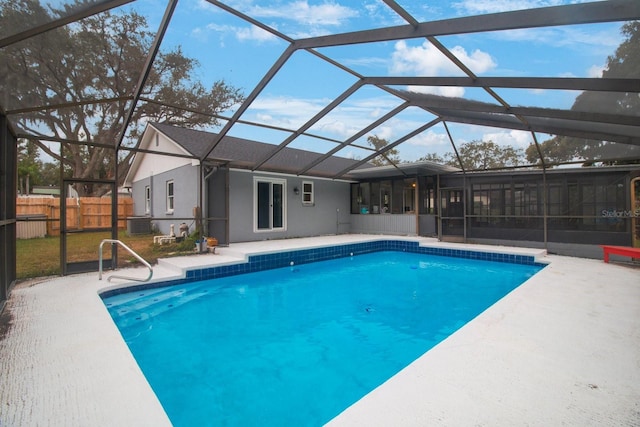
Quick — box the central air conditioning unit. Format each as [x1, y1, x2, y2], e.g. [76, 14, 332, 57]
[126, 216, 151, 235]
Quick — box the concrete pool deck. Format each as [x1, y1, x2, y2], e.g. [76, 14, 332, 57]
[1, 234, 638, 426]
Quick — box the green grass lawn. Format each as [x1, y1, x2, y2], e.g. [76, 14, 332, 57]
[16, 231, 198, 280]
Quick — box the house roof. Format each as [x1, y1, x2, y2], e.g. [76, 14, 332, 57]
[146, 123, 640, 182]
[348, 161, 459, 179]
[347, 156, 640, 180]
[150, 122, 374, 180]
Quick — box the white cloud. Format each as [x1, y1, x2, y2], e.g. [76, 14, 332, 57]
[452, 0, 564, 15]
[247, 96, 333, 128]
[528, 88, 546, 95]
[238, 95, 538, 162]
[235, 25, 278, 42]
[371, 126, 394, 141]
[390, 40, 496, 76]
[256, 113, 274, 122]
[482, 130, 532, 149]
[341, 56, 389, 69]
[406, 131, 450, 149]
[315, 120, 350, 136]
[194, 1, 359, 39]
[200, 23, 277, 43]
[190, 27, 205, 41]
[449, 45, 497, 73]
[384, 131, 453, 162]
[362, 0, 408, 26]
[194, 0, 219, 12]
[587, 64, 605, 78]
[488, 26, 621, 52]
[314, 114, 367, 138]
[246, 1, 358, 26]
[345, 97, 401, 111]
[244, 93, 418, 142]
[309, 97, 406, 138]
[407, 85, 466, 98]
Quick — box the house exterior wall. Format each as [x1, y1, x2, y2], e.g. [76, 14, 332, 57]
[131, 164, 199, 236]
[228, 170, 352, 242]
[125, 128, 195, 186]
[349, 214, 417, 235]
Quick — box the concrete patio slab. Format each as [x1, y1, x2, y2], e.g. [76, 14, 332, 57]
[1, 235, 638, 426]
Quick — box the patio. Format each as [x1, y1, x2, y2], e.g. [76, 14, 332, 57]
[1, 235, 638, 426]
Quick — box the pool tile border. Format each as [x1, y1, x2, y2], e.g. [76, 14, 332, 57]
[100, 240, 543, 298]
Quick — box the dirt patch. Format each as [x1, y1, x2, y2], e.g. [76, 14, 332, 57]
[16, 276, 57, 288]
[0, 303, 13, 342]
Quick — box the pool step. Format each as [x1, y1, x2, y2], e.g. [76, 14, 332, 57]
[156, 251, 248, 277]
[156, 258, 186, 274]
[107, 285, 214, 327]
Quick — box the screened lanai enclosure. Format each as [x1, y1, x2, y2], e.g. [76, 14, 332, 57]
[1, 0, 640, 304]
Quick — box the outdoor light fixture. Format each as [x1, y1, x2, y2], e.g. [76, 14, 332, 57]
[293, 186, 299, 195]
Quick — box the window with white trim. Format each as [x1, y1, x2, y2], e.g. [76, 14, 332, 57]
[302, 181, 314, 205]
[254, 177, 286, 232]
[166, 180, 174, 213]
[144, 185, 151, 214]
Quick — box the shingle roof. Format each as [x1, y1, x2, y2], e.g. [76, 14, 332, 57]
[152, 122, 372, 179]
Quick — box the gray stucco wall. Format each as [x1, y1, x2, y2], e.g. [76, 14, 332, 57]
[349, 214, 417, 235]
[131, 164, 199, 236]
[228, 171, 352, 243]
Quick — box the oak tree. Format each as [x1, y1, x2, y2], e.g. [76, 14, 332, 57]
[367, 135, 401, 166]
[525, 21, 640, 165]
[419, 140, 523, 170]
[1, 0, 245, 195]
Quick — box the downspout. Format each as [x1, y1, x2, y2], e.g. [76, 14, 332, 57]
[149, 171, 153, 218]
[144, 169, 154, 229]
[204, 165, 218, 181]
[197, 162, 203, 237]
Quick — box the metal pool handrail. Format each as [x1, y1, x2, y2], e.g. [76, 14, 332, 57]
[98, 239, 153, 282]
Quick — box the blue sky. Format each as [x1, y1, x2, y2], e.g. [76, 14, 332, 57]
[122, 0, 627, 162]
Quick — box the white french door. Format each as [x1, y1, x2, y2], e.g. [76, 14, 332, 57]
[255, 178, 286, 232]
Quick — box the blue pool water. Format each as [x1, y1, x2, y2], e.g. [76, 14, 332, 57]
[104, 250, 543, 426]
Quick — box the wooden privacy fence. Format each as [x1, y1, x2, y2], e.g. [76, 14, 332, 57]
[17, 197, 133, 237]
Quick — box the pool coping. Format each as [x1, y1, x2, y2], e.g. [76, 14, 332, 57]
[99, 237, 546, 299]
[1, 234, 638, 426]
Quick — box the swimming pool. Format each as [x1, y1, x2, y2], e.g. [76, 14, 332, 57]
[104, 247, 543, 426]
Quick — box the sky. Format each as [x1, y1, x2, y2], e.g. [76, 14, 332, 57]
[50, 0, 630, 163]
